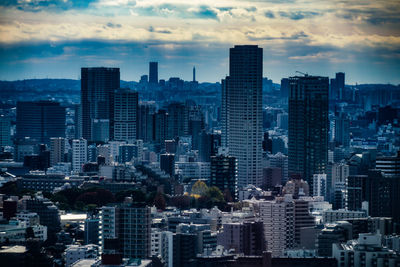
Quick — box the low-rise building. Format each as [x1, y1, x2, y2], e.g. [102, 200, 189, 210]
[333, 233, 400, 267]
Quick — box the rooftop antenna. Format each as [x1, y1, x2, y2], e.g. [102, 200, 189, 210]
[295, 71, 308, 76]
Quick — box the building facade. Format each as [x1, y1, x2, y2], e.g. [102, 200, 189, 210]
[222, 45, 263, 188]
[288, 75, 329, 193]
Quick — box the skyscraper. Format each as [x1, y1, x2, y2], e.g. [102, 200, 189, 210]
[149, 62, 158, 84]
[288, 75, 329, 193]
[81, 67, 120, 141]
[334, 112, 350, 147]
[138, 102, 156, 142]
[166, 102, 185, 139]
[210, 154, 237, 200]
[16, 100, 66, 144]
[154, 109, 168, 145]
[221, 45, 263, 187]
[336, 72, 345, 100]
[113, 88, 138, 142]
[0, 115, 11, 147]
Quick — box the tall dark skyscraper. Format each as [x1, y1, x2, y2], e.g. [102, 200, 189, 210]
[138, 102, 156, 142]
[222, 45, 263, 187]
[288, 75, 329, 193]
[166, 102, 185, 139]
[154, 109, 168, 145]
[149, 62, 158, 84]
[210, 154, 237, 200]
[280, 78, 289, 99]
[330, 72, 345, 100]
[16, 101, 66, 144]
[81, 67, 120, 141]
[113, 88, 139, 142]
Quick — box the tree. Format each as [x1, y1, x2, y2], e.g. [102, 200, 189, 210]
[115, 189, 146, 203]
[206, 186, 224, 203]
[153, 193, 166, 210]
[223, 188, 233, 202]
[191, 180, 208, 196]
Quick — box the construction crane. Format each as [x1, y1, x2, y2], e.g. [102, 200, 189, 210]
[295, 71, 308, 76]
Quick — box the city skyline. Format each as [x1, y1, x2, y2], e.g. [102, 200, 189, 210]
[0, 0, 400, 84]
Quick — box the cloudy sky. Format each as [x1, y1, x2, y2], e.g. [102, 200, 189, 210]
[0, 0, 399, 84]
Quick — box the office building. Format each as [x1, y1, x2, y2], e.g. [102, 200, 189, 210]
[149, 62, 158, 84]
[333, 233, 400, 267]
[74, 104, 82, 139]
[365, 170, 400, 225]
[375, 151, 400, 177]
[160, 153, 175, 176]
[293, 199, 315, 246]
[166, 102, 185, 139]
[334, 112, 350, 147]
[288, 75, 329, 193]
[267, 152, 289, 183]
[23, 197, 61, 239]
[313, 174, 327, 198]
[221, 45, 263, 188]
[322, 209, 367, 224]
[84, 217, 99, 245]
[138, 102, 156, 142]
[317, 221, 352, 257]
[113, 88, 138, 142]
[50, 137, 65, 166]
[81, 67, 120, 141]
[91, 119, 109, 142]
[0, 115, 11, 147]
[172, 233, 196, 267]
[197, 131, 215, 162]
[217, 221, 265, 256]
[16, 101, 66, 144]
[262, 167, 282, 189]
[72, 139, 87, 172]
[280, 78, 289, 99]
[100, 203, 151, 259]
[330, 72, 345, 100]
[346, 175, 366, 211]
[210, 154, 237, 200]
[154, 109, 168, 145]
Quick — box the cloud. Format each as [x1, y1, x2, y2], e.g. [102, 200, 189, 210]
[0, 0, 98, 12]
[191, 5, 218, 20]
[106, 22, 122, 28]
[278, 11, 320, 20]
[0, 0, 400, 83]
[148, 26, 172, 34]
[246, 31, 308, 41]
[336, 8, 400, 25]
[264, 11, 275, 18]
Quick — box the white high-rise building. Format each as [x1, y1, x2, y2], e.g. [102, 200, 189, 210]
[72, 139, 87, 172]
[313, 174, 327, 198]
[222, 45, 263, 188]
[259, 196, 294, 257]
